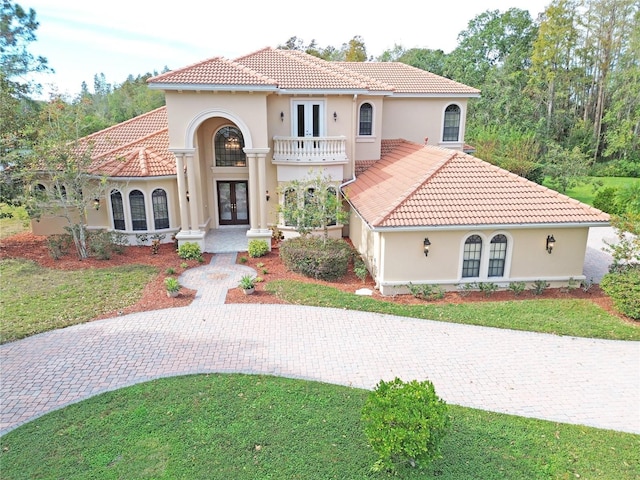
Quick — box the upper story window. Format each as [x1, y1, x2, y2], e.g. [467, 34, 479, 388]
[215, 126, 246, 167]
[443, 104, 461, 142]
[152, 188, 169, 229]
[358, 102, 373, 136]
[129, 190, 147, 231]
[110, 190, 125, 230]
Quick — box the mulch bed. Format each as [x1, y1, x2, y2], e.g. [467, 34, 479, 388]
[0, 232, 628, 322]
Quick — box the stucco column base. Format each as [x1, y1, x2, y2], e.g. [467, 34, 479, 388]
[246, 228, 272, 252]
[175, 229, 206, 252]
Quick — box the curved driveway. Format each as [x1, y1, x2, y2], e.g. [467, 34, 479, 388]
[2, 302, 639, 435]
[1, 239, 639, 436]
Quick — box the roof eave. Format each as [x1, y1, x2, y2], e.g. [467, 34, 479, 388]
[148, 83, 278, 92]
[390, 92, 481, 98]
[370, 221, 610, 232]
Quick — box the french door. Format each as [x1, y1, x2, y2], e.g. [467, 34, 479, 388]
[217, 181, 249, 225]
[293, 100, 324, 138]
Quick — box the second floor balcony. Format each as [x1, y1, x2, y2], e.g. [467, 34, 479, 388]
[272, 136, 348, 165]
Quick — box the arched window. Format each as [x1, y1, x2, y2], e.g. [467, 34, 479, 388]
[152, 189, 169, 229]
[359, 102, 373, 136]
[462, 235, 482, 278]
[129, 190, 147, 231]
[283, 188, 297, 226]
[443, 104, 461, 142]
[326, 186, 337, 226]
[488, 234, 507, 277]
[215, 126, 246, 167]
[55, 185, 67, 199]
[33, 184, 46, 198]
[110, 190, 125, 230]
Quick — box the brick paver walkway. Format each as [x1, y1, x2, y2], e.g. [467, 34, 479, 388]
[1, 249, 639, 436]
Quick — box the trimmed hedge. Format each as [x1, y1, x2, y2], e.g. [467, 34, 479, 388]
[279, 236, 352, 281]
[600, 266, 640, 320]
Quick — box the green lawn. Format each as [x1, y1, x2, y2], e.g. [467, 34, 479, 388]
[0, 205, 29, 239]
[1, 374, 637, 479]
[544, 176, 640, 206]
[266, 280, 640, 340]
[0, 258, 158, 343]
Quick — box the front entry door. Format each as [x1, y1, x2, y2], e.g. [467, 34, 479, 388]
[217, 181, 249, 225]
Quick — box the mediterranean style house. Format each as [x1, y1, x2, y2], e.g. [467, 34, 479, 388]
[32, 47, 609, 294]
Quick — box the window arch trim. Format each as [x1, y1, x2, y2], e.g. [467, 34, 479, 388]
[129, 189, 148, 231]
[442, 103, 462, 142]
[458, 231, 513, 281]
[358, 102, 374, 136]
[151, 188, 170, 230]
[214, 125, 246, 167]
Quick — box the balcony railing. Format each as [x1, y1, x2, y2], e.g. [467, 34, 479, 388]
[272, 136, 348, 165]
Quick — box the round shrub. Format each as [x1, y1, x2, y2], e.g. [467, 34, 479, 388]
[177, 242, 203, 261]
[279, 236, 352, 281]
[600, 266, 640, 320]
[362, 378, 450, 472]
[248, 239, 269, 258]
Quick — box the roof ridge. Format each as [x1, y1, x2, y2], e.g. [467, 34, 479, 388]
[279, 49, 393, 90]
[376, 143, 456, 225]
[80, 106, 166, 143]
[91, 128, 169, 161]
[461, 151, 608, 215]
[148, 57, 223, 82]
[138, 148, 149, 177]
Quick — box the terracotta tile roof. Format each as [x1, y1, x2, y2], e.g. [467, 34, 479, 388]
[336, 62, 480, 95]
[77, 107, 174, 177]
[146, 56, 277, 87]
[345, 140, 610, 228]
[148, 47, 478, 95]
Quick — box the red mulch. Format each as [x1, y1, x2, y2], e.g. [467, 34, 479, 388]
[0, 232, 631, 323]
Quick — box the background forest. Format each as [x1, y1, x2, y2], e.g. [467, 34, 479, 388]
[1, 0, 639, 216]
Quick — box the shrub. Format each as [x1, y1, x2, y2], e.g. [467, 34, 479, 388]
[600, 267, 640, 320]
[46, 234, 72, 260]
[248, 239, 269, 258]
[406, 283, 445, 301]
[164, 277, 180, 293]
[239, 256, 248, 264]
[531, 279, 549, 296]
[165, 267, 176, 275]
[354, 257, 368, 283]
[478, 281, 498, 297]
[135, 233, 149, 246]
[279, 236, 352, 281]
[508, 281, 526, 296]
[456, 282, 476, 297]
[178, 242, 203, 261]
[593, 187, 622, 214]
[362, 378, 450, 472]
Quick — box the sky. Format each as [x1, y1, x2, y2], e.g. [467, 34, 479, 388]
[23, 0, 551, 99]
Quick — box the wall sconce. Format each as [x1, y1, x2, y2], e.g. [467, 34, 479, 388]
[266, 190, 270, 202]
[546, 234, 555, 254]
[333, 111, 337, 122]
[93, 198, 100, 210]
[423, 237, 431, 257]
[280, 111, 284, 122]
[186, 191, 190, 202]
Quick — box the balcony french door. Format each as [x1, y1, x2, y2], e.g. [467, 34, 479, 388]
[217, 181, 248, 225]
[293, 100, 324, 139]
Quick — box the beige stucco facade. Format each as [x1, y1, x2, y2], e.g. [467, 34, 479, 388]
[350, 210, 593, 295]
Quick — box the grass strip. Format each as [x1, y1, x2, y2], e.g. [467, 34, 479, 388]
[0, 258, 157, 343]
[266, 280, 640, 340]
[1, 374, 637, 479]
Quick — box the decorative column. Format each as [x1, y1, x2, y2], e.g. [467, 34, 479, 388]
[257, 152, 268, 231]
[185, 152, 199, 233]
[247, 153, 259, 232]
[174, 153, 189, 232]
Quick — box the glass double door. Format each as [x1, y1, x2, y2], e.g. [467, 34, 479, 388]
[217, 181, 248, 225]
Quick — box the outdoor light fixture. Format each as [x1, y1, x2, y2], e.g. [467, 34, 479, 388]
[423, 237, 431, 257]
[186, 191, 190, 202]
[546, 234, 555, 254]
[266, 190, 270, 202]
[333, 111, 337, 121]
[93, 198, 100, 210]
[280, 111, 284, 122]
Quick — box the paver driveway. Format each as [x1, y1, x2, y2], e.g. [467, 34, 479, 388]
[2, 303, 639, 435]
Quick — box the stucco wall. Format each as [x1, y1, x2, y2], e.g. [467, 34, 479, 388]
[381, 98, 469, 149]
[350, 224, 590, 295]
